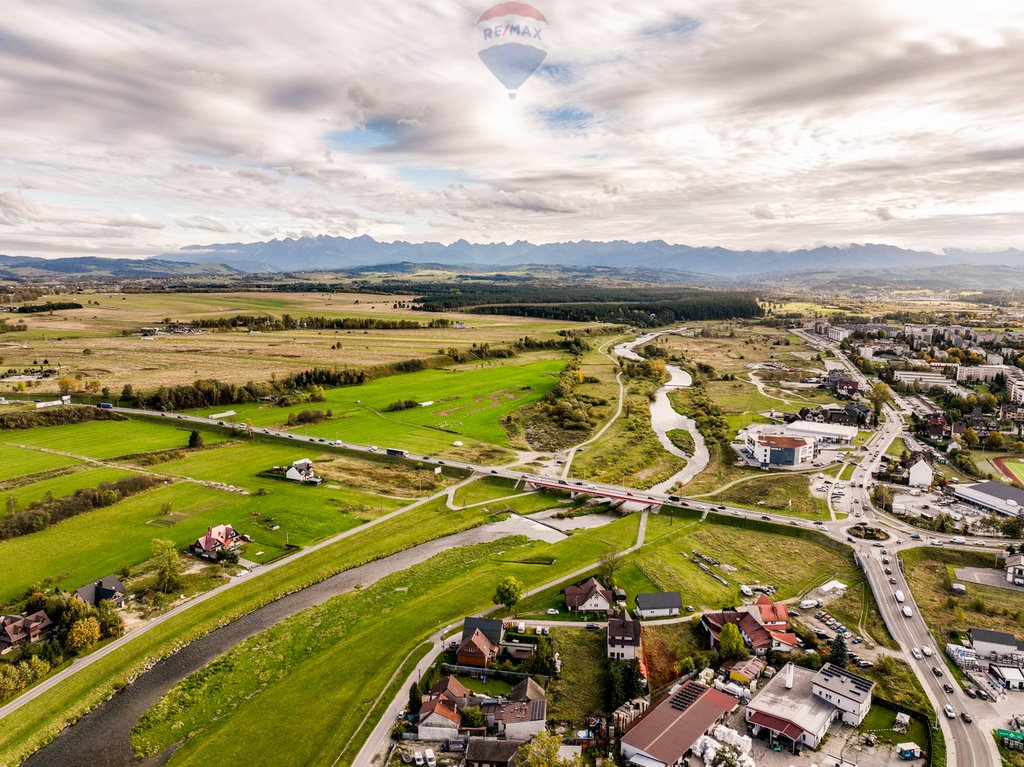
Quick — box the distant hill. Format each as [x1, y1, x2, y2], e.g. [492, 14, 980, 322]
[0, 255, 238, 279]
[156, 235, 1024, 278]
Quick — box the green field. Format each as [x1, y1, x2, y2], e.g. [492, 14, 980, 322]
[707, 474, 829, 519]
[0, 447, 82, 482]
[0, 419, 229, 460]
[184, 356, 566, 457]
[5, 466, 139, 512]
[129, 516, 642, 766]
[547, 628, 607, 722]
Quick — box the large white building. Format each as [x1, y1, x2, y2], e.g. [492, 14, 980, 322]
[744, 432, 816, 468]
[908, 457, 934, 488]
[782, 421, 858, 445]
[952, 481, 1024, 517]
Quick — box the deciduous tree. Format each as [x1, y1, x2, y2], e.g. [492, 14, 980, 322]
[493, 576, 525, 611]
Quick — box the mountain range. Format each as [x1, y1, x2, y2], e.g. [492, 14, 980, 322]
[157, 236, 1024, 278]
[2, 237, 1024, 287]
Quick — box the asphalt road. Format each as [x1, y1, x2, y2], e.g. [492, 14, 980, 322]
[4, 338, 1013, 766]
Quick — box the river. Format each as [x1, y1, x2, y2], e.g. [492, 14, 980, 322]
[613, 330, 709, 492]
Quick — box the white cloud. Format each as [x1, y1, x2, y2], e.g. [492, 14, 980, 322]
[0, 0, 1022, 258]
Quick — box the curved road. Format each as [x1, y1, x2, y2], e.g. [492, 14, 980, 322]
[4, 333, 1012, 767]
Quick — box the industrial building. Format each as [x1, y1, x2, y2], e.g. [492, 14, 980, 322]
[952, 481, 1024, 517]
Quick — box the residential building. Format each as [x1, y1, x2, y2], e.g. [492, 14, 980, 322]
[952, 481, 1024, 517]
[608, 612, 642, 661]
[284, 458, 322, 485]
[1007, 554, 1024, 587]
[564, 576, 613, 613]
[428, 676, 472, 708]
[907, 457, 934, 488]
[701, 600, 800, 657]
[74, 575, 128, 608]
[744, 432, 815, 468]
[190, 524, 245, 561]
[812, 663, 875, 725]
[457, 628, 499, 669]
[0, 610, 53, 654]
[957, 364, 1014, 384]
[464, 738, 524, 767]
[635, 591, 682, 619]
[482, 678, 547, 740]
[417, 698, 461, 740]
[619, 680, 737, 767]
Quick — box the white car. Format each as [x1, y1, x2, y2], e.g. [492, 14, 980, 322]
[545, 608, 559, 615]
[911, 647, 922, 659]
[414, 752, 425, 767]
[922, 646, 933, 657]
[944, 704, 955, 719]
[425, 749, 437, 767]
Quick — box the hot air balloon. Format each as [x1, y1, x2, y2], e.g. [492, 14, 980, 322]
[476, 2, 549, 99]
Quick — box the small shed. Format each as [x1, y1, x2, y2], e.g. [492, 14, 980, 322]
[894, 712, 911, 733]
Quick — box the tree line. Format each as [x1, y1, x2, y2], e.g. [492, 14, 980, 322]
[0, 318, 27, 334]
[189, 314, 453, 331]
[0, 405, 126, 431]
[1, 475, 163, 541]
[13, 301, 83, 313]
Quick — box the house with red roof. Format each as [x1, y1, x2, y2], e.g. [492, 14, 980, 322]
[701, 594, 800, 656]
[564, 576, 613, 613]
[190, 524, 246, 561]
[418, 697, 462, 739]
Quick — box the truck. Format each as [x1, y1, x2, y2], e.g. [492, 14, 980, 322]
[951, 536, 966, 545]
[97, 402, 113, 409]
[894, 590, 905, 603]
[385, 448, 408, 458]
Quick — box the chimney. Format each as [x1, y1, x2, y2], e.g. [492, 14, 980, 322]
[785, 663, 794, 690]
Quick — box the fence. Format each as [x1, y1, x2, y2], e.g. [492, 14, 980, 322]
[872, 696, 937, 767]
[439, 663, 549, 685]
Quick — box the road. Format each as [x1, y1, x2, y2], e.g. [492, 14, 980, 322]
[5, 336, 1013, 766]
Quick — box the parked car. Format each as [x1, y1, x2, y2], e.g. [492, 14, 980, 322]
[965, 687, 977, 698]
[976, 688, 989, 700]
[414, 752, 425, 766]
[425, 749, 437, 767]
[585, 623, 599, 631]
[546, 608, 559, 615]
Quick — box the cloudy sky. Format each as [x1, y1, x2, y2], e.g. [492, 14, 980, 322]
[1, 0, 1023, 259]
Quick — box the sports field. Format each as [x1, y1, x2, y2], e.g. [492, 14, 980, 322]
[994, 456, 1024, 483]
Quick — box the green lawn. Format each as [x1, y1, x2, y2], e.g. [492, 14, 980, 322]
[0, 419, 229, 460]
[455, 674, 512, 696]
[547, 628, 607, 723]
[642, 621, 705, 689]
[453, 476, 526, 506]
[886, 437, 908, 457]
[0, 446, 81, 482]
[1003, 458, 1024, 484]
[860, 703, 930, 748]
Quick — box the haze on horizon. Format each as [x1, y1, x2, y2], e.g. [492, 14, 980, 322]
[1, 0, 1023, 260]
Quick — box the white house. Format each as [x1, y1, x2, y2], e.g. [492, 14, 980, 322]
[811, 663, 875, 726]
[908, 457, 933, 488]
[284, 458, 322, 485]
[607, 613, 642, 661]
[636, 591, 682, 619]
[564, 577, 612, 613]
[744, 432, 815, 468]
